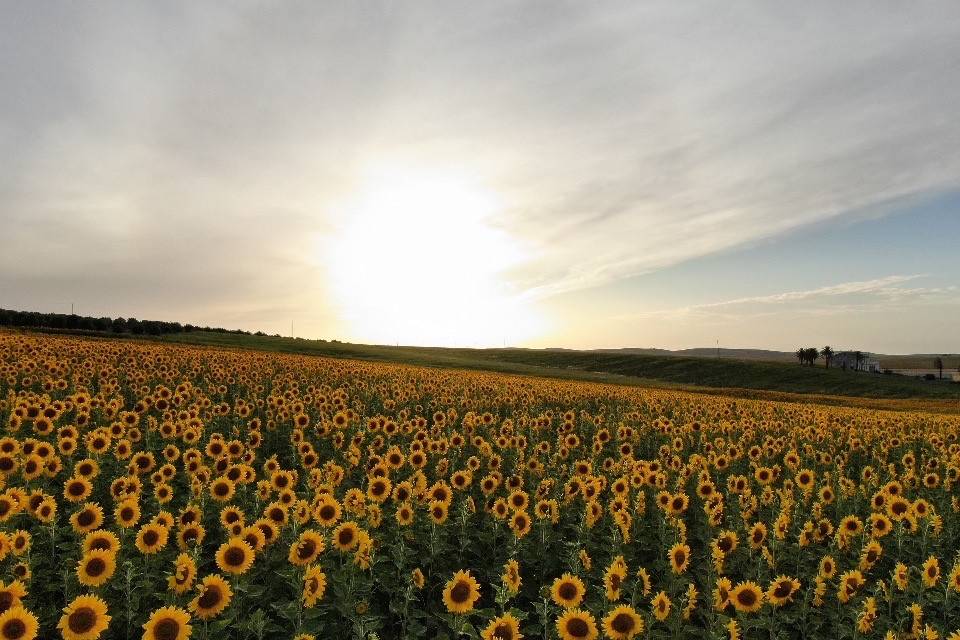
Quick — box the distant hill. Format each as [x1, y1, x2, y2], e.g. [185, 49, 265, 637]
[593, 347, 959, 369]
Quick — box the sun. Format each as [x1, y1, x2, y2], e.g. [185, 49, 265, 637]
[323, 168, 543, 347]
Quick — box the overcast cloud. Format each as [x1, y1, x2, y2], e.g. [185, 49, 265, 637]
[2, 2, 958, 347]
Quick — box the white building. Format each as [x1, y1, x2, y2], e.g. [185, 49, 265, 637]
[831, 351, 881, 372]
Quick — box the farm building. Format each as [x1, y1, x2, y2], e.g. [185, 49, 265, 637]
[832, 351, 881, 372]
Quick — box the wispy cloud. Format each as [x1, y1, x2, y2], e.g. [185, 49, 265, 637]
[617, 275, 960, 321]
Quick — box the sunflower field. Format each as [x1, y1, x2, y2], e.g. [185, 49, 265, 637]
[0, 332, 959, 640]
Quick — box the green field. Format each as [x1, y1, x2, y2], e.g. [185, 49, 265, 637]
[147, 331, 960, 402]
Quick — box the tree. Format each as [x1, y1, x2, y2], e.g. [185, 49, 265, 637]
[796, 348, 806, 365]
[934, 356, 944, 380]
[854, 351, 864, 371]
[805, 347, 819, 366]
[821, 346, 834, 369]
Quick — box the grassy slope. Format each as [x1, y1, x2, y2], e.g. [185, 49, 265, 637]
[152, 331, 960, 403]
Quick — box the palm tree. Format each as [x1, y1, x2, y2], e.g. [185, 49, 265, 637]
[796, 348, 806, 365]
[934, 356, 944, 380]
[806, 347, 819, 366]
[854, 351, 863, 371]
[821, 346, 834, 369]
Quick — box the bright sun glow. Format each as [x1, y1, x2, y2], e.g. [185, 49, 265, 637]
[324, 168, 544, 347]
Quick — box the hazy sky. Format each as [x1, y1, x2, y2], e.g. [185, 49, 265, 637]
[2, 2, 959, 352]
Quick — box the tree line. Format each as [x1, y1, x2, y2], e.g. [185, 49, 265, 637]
[0, 308, 252, 336]
[795, 345, 838, 367]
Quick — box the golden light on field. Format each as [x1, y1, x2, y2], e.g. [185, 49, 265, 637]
[324, 168, 544, 346]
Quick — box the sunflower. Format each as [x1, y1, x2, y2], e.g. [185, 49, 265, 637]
[0, 581, 26, 615]
[481, 612, 523, 640]
[209, 478, 235, 503]
[135, 524, 169, 555]
[604, 560, 627, 601]
[63, 476, 93, 503]
[240, 525, 267, 552]
[333, 522, 360, 552]
[9, 533, 29, 557]
[669, 543, 690, 574]
[168, 553, 197, 595]
[0, 606, 38, 640]
[411, 568, 425, 589]
[713, 577, 732, 611]
[189, 574, 233, 620]
[77, 550, 116, 588]
[766, 576, 800, 606]
[395, 502, 415, 526]
[922, 555, 940, 588]
[313, 495, 342, 527]
[602, 605, 643, 640]
[442, 570, 481, 614]
[70, 503, 105, 534]
[551, 574, 586, 608]
[502, 559, 521, 594]
[58, 594, 110, 640]
[141, 606, 190, 640]
[730, 582, 764, 613]
[83, 530, 121, 555]
[288, 530, 325, 566]
[176, 524, 205, 550]
[838, 570, 865, 603]
[509, 511, 531, 538]
[556, 608, 597, 640]
[428, 500, 449, 525]
[34, 498, 56, 524]
[114, 500, 141, 529]
[302, 565, 327, 607]
[651, 591, 671, 621]
[215, 538, 255, 575]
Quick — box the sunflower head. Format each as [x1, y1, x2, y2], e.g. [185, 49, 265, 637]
[189, 574, 233, 620]
[142, 606, 191, 640]
[215, 538, 255, 575]
[551, 573, 586, 609]
[443, 570, 481, 614]
[556, 608, 598, 640]
[58, 594, 110, 640]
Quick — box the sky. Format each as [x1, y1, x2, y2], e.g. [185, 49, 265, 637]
[2, 2, 959, 352]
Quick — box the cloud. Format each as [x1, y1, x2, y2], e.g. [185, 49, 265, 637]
[1, 3, 959, 340]
[618, 275, 960, 321]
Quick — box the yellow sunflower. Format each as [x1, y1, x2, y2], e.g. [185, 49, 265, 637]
[135, 524, 169, 555]
[83, 530, 120, 555]
[481, 612, 523, 640]
[189, 574, 233, 620]
[141, 606, 191, 640]
[302, 565, 327, 607]
[167, 553, 197, 595]
[58, 594, 110, 640]
[602, 605, 643, 640]
[442, 570, 481, 614]
[76, 550, 116, 588]
[0, 580, 27, 615]
[651, 591, 672, 621]
[502, 559, 521, 594]
[730, 582, 764, 613]
[288, 530, 325, 566]
[556, 608, 597, 640]
[669, 543, 690, 574]
[215, 538, 255, 575]
[766, 576, 800, 606]
[0, 606, 38, 640]
[332, 522, 360, 552]
[551, 574, 586, 609]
